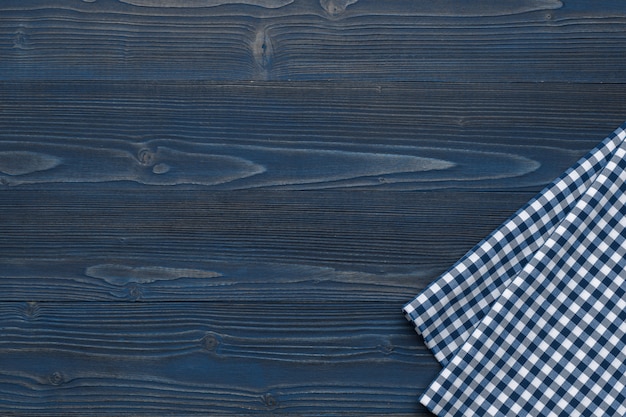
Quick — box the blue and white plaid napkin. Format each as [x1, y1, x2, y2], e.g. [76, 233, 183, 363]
[404, 123, 626, 416]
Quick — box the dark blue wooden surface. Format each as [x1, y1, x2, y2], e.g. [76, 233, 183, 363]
[1, 1, 626, 415]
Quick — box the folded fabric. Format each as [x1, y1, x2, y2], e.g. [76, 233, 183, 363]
[404, 123, 626, 416]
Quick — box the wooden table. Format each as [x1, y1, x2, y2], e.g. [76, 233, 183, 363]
[1, 1, 625, 415]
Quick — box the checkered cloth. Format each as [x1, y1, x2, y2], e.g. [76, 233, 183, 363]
[404, 123, 626, 416]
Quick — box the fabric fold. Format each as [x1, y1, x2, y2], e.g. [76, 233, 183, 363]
[419, 125, 626, 416]
[404, 123, 626, 366]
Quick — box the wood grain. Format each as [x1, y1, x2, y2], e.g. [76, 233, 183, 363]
[0, 189, 532, 302]
[2, 82, 625, 191]
[3, 0, 626, 414]
[1, 0, 625, 81]
[0, 301, 437, 416]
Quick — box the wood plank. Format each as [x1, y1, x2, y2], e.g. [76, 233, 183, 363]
[1, 82, 625, 191]
[1, 0, 625, 81]
[2, 1, 624, 416]
[0, 301, 437, 416]
[1, 189, 530, 302]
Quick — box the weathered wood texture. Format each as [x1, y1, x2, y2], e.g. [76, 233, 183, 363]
[2, 82, 626, 191]
[1, 82, 624, 414]
[0, 189, 533, 302]
[2, 0, 626, 415]
[1, 0, 626, 81]
[0, 302, 438, 415]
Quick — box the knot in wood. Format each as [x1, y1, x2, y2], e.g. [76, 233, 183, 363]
[252, 28, 273, 73]
[262, 393, 278, 408]
[320, 0, 357, 16]
[127, 283, 143, 301]
[137, 148, 156, 166]
[378, 343, 394, 355]
[48, 372, 64, 386]
[13, 29, 28, 49]
[23, 301, 40, 320]
[201, 333, 220, 351]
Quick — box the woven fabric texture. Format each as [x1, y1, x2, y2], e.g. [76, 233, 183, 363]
[405, 123, 626, 416]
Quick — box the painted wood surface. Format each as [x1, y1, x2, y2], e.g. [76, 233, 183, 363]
[1, 0, 626, 415]
[1, 189, 534, 302]
[1, 0, 626, 81]
[1, 82, 625, 191]
[0, 302, 439, 416]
